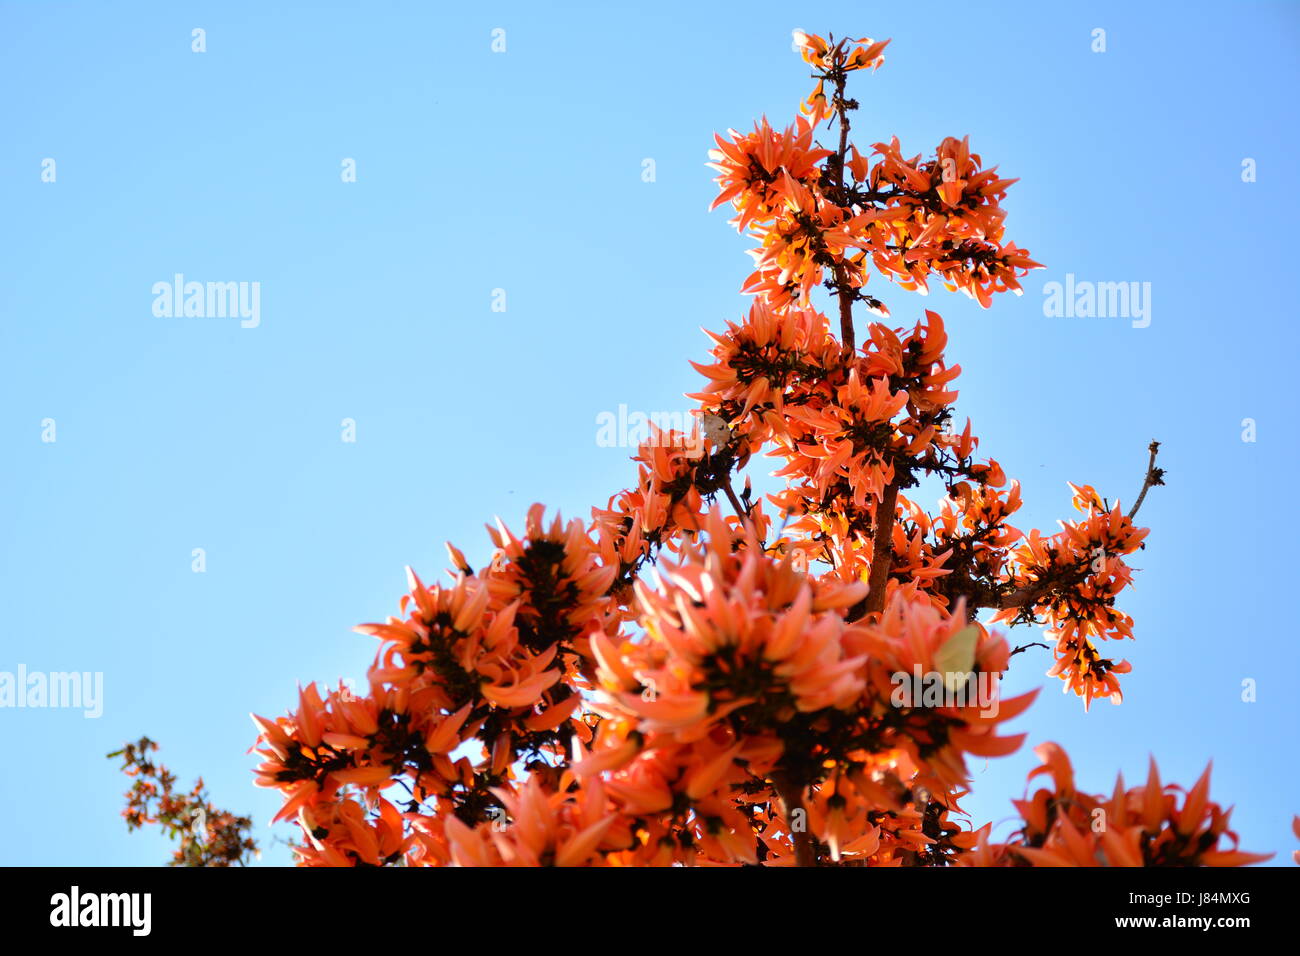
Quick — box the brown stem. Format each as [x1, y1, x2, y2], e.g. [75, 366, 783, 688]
[1008, 640, 1050, 659]
[1127, 440, 1163, 520]
[836, 270, 856, 352]
[834, 82, 850, 184]
[771, 770, 813, 867]
[864, 479, 900, 616]
[831, 71, 855, 352]
[997, 578, 1054, 610]
[722, 479, 748, 522]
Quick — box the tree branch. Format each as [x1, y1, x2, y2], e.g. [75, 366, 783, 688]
[831, 71, 856, 352]
[992, 440, 1163, 613]
[1127, 440, 1164, 520]
[1008, 641, 1050, 659]
[997, 580, 1050, 611]
[771, 770, 813, 867]
[836, 272, 856, 352]
[722, 479, 749, 522]
[864, 479, 900, 616]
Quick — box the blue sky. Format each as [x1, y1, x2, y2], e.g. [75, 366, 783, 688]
[2, 0, 1297, 866]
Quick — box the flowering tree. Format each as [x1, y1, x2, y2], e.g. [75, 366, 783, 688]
[110, 737, 258, 866]
[239, 31, 1272, 867]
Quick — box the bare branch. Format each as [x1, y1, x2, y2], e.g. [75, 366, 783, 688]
[1127, 440, 1165, 520]
[831, 71, 856, 351]
[1008, 641, 1050, 659]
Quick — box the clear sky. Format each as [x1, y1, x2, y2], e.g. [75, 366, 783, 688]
[2, 1, 1297, 867]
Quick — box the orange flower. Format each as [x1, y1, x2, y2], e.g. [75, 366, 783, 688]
[708, 117, 831, 232]
[966, 744, 1273, 867]
[442, 776, 627, 867]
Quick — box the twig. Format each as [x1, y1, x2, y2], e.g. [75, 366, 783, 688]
[831, 71, 856, 351]
[722, 480, 749, 523]
[1127, 440, 1165, 520]
[1008, 641, 1050, 659]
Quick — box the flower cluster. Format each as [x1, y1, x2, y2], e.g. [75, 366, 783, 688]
[576, 513, 1037, 866]
[710, 32, 1040, 313]
[792, 31, 889, 123]
[251, 505, 622, 865]
[964, 744, 1273, 867]
[231, 30, 1273, 869]
[862, 136, 1041, 306]
[989, 482, 1152, 708]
